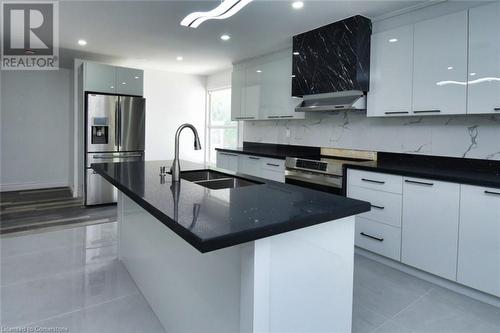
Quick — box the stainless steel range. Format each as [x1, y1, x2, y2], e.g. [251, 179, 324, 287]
[285, 148, 376, 195]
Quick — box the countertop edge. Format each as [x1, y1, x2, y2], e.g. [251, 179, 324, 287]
[93, 164, 370, 253]
[343, 163, 500, 189]
[215, 148, 287, 160]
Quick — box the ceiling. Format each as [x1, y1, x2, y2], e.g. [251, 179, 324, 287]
[59, 0, 427, 75]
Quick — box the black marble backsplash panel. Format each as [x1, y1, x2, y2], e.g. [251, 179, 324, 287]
[292, 15, 372, 96]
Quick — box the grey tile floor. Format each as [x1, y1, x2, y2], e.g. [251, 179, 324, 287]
[1, 222, 499, 333]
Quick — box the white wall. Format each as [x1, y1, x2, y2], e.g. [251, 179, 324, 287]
[206, 70, 231, 90]
[144, 69, 207, 163]
[0, 69, 74, 191]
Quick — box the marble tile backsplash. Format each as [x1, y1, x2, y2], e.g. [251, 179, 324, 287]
[243, 112, 500, 160]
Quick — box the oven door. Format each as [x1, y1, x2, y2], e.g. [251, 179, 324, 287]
[285, 169, 343, 195]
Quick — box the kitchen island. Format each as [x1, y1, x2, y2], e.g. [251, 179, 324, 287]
[92, 160, 370, 333]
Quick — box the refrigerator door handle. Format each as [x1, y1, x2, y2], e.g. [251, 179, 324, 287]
[114, 100, 119, 147]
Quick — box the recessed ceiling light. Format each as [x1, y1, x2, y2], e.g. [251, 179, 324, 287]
[122, 82, 126, 85]
[78, 39, 87, 46]
[134, 76, 140, 79]
[110, 86, 114, 89]
[220, 34, 231, 41]
[293, 51, 299, 55]
[292, 1, 304, 9]
[389, 38, 398, 43]
[256, 70, 262, 73]
[181, 0, 253, 28]
[447, 66, 453, 70]
[176, 56, 184, 61]
[470, 72, 476, 76]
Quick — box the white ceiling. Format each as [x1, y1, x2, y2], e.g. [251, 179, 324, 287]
[59, 0, 426, 75]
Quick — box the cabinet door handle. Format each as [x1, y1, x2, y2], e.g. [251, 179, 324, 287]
[360, 232, 384, 242]
[361, 178, 385, 184]
[266, 163, 280, 167]
[494, 108, 500, 111]
[248, 156, 260, 160]
[405, 179, 434, 186]
[385, 111, 409, 115]
[267, 116, 281, 119]
[235, 116, 255, 120]
[413, 110, 441, 114]
[371, 204, 385, 210]
[220, 152, 238, 157]
[280, 115, 293, 118]
[485, 190, 500, 196]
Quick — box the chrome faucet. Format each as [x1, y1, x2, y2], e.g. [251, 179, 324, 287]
[171, 123, 202, 182]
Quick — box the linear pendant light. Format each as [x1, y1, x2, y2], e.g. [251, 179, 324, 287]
[180, 0, 253, 28]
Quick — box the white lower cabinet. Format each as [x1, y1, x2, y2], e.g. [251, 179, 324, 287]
[216, 151, 238, 172]
[401, 177, 460, 280]
[347, 175, 403, 261]
[216, 151, 285, 182]
[348, 185, 402, 228]
[238, 155, 262, 178]
[457, 185, 500, 297]
[355, 217, 401, 261]
[348, 168, 500, 297]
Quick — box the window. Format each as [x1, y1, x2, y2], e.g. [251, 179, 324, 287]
[207, 88, 237, 165]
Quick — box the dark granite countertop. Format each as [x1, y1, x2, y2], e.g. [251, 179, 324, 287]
[344, 152, 500, 189]
[92, 160, 370, 253]
[216, 142, 321, 160]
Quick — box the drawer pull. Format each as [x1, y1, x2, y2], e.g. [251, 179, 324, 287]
[485, 190, 500, 196]
[360, 232, 384, 242]
[370, 204, 385, 210]
[267, 116, 281, 119]
[413, 109, 441, 114]
[248, 156, 260, 160]
[220, 152, 238, 157]
[405, 180, 434, 186]
[266, 163, 280, 167]
[493, 108, 500, 111]
[235, 116, 255, 120]
[385, 111, 409, 115]
[361, 178, 385, 185]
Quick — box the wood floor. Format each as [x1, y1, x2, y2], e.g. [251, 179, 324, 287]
[0, 187, 116, 235]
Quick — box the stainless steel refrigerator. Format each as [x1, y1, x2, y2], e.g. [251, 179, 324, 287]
[85, 93, 146, 206]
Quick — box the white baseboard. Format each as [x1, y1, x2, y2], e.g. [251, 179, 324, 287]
[355, 247, 500, 308]
[0, 180, 69, 192]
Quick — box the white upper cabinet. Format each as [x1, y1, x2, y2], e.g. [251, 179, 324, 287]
[231, 50, 304, 121]
[412, 11, 468, 115]
[230, 67, 245, 120]
[457, 185, 500, 297]
[468, 2, 500, 115]
[84, 62, 116, 94]
[368, 25, 413, 117]
[243, 63, 262, 120]
[84, 62, 143, 96]
[116, 67, 144, 96]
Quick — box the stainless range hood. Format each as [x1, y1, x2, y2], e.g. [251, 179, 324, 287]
[295, 91, 367, 112]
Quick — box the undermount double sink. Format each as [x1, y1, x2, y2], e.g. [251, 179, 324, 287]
[179, 169, 263, 190]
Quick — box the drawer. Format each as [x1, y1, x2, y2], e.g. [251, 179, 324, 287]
[261, 169, 285, 182]
[261, 157, 285, 171]
[348, 169, 402, 194]
[355, 217, 401, 261]
[348, 185, 402, 227]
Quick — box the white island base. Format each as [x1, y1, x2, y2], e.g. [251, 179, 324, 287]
[118, 193, 355, 333]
